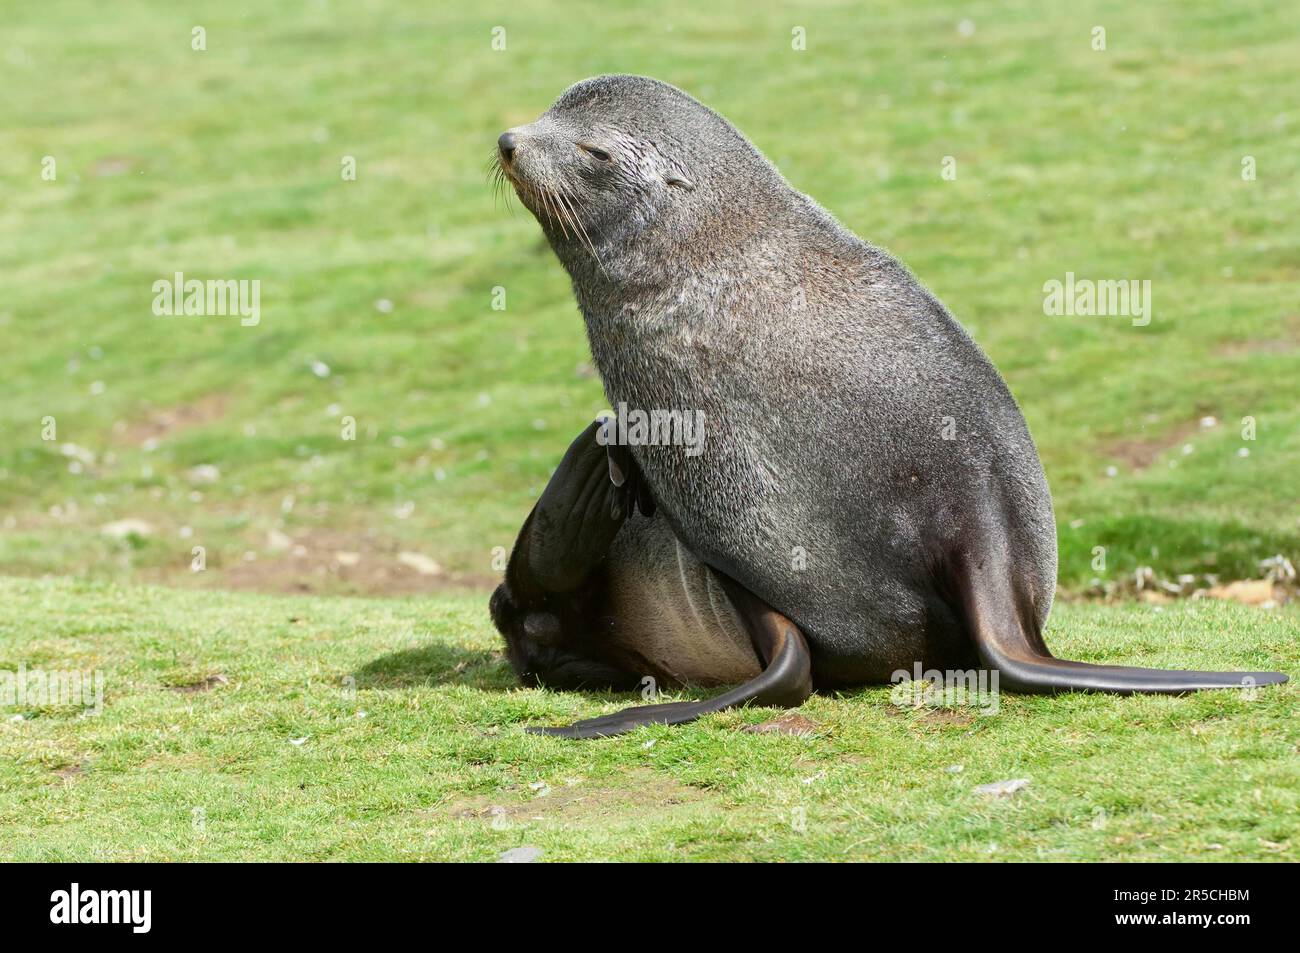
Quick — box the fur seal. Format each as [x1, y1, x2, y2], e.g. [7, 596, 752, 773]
[490, 75, 1287, 737]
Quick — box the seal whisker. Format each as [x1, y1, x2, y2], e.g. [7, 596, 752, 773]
[541, 189, 567, 239]
[549, 190, 574, 241]
[487, 154, 516, 216]
[557, 187, 608, 276]
[555, 189, 586, 250]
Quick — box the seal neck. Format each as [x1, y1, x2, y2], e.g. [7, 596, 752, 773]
[551, 180, 800, 316]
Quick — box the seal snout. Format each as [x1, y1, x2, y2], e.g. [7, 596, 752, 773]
[497, 131, 517, 164]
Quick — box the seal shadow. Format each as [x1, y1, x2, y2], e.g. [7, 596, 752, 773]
[352, 644, 517, 692]
[351, 644, 720, 710]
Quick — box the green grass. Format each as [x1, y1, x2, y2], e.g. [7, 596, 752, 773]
[0, 2, 1297, 860]
[0, 577, 1294, 861]
[0, 0, 1297, 590]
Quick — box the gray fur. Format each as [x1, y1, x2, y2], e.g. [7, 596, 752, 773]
[501, 75, 1057, 683]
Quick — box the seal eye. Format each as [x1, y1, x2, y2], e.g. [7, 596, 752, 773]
[578, 144, 611, 162]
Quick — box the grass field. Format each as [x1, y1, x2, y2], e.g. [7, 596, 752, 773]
[0, 1, 1296, 860]
[1, 577, 1295, 862]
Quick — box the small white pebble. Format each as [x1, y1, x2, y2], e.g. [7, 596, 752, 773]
[498, 846, 543, 864]
[974, 778, 1030, 798]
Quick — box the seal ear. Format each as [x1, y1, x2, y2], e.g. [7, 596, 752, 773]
[662, 157, 695, 191]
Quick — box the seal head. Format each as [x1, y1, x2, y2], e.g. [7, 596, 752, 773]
[494, 75, 790, 280]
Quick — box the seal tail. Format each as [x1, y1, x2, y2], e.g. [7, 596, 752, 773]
[950, 550, 1288, 695]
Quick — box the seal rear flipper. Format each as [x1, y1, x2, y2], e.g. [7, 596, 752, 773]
[982, 651, 1286, 694]
[952, 550, 1288, 695]
[527, 580, 812, 739]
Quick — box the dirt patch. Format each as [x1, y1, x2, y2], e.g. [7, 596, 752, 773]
[168, 674, 229, 694]
[1102, 417, 1203, 471]
[130, 521, 496, 597]
[1075, 557, 1295, 605]
[118, 393, 229, 446]
[916, 708, 976, 728]
[209, 527, 496, 596]
[1222, 337, 1299, 357]
[92, 156, 138, 177]
[886, 705, 978, 729]
[742, 712, 820, 736]
[1220, 313, 1300, 357]
[441, 769, 714, 826]
[1206, 578, 1278, 605]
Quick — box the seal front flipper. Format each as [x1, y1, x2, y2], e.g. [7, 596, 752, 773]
[514, 418, 630, 597]
[492, 418, 668, 693]
[527, 576, 812, 739]
[951, 548, 1289, 694]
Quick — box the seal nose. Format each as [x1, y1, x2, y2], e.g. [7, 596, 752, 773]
[498, 131, 517, 163]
